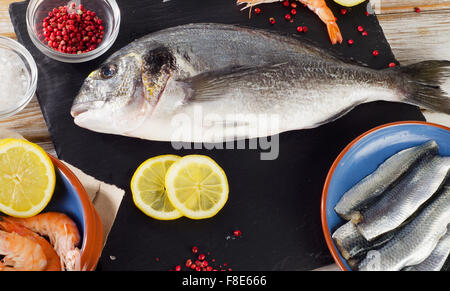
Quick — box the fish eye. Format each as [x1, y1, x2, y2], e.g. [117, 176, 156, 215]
[100, 64, 118, 79]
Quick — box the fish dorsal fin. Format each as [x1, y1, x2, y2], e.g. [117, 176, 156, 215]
[180, 64, 286, 102]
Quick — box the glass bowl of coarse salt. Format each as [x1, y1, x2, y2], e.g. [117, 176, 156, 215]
[0, 37, 37, 119]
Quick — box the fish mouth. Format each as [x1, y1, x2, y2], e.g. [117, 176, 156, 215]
[71, 100, 106, 118]
[71, 103, 90, 118]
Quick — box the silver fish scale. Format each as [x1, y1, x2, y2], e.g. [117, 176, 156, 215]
[356, 156, 450, 241]
[404, 227, 450, 271]
[359, 184, 450, 271]
[335, 141, 439, 220]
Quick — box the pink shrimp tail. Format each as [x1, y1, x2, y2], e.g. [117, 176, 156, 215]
[327, 22, 343, 45]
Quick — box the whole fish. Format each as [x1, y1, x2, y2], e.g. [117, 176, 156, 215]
[332, 221, 394, 261]
[404, 226, 450, 271]
[355, 156, 450, 241]
[71, 24, 450, 142]
[358, 182, 450, 271]
[334, 141, 439, 220]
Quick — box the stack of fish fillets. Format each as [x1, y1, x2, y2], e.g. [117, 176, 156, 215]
[332, 141, 450, 271]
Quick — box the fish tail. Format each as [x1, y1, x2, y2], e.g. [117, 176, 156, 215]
[400, 61, 450, 114]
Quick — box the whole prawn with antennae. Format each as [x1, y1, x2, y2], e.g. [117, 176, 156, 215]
[237, 0, 343, 45]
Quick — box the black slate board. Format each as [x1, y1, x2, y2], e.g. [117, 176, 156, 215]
[10, 0, 425, 271]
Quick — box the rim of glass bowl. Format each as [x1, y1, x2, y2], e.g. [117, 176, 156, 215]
[0, 36, 38, 120]
[26, 0, 121, 63]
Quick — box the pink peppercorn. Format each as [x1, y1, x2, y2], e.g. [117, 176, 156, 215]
[42, 4, 104, 54]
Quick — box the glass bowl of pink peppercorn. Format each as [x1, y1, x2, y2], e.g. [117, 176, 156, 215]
[26, 0, 121, 63]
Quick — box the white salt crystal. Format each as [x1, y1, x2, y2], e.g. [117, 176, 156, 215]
[0, 48, 29, 112]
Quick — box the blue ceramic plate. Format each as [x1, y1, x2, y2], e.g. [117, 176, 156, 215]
[321, 121, 450, 271]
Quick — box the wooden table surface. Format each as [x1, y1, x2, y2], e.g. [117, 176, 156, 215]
[1, 0, 449, 157]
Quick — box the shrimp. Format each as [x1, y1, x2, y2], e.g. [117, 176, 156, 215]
[236, 0, 343, 45]
[8, 213, 81, 271]
[0, 217, 62, 271]
[0, 230, 47, 271]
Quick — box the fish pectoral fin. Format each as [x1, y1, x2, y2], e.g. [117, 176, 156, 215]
[179, 65, 257, 102]
[179, 64, 285, 102]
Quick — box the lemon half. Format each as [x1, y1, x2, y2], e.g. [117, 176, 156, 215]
[131, 155, 183, 220]
[165, 155, 229, 220]
[333, 0, 366, 7]
[0, 139, 56, 218]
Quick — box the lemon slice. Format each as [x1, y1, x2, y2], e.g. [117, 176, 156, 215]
[131, 155, 183, 220]
[333, 0, 366, 7]
[165, 155, 229, 220]
[0, 138, 56, 218]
